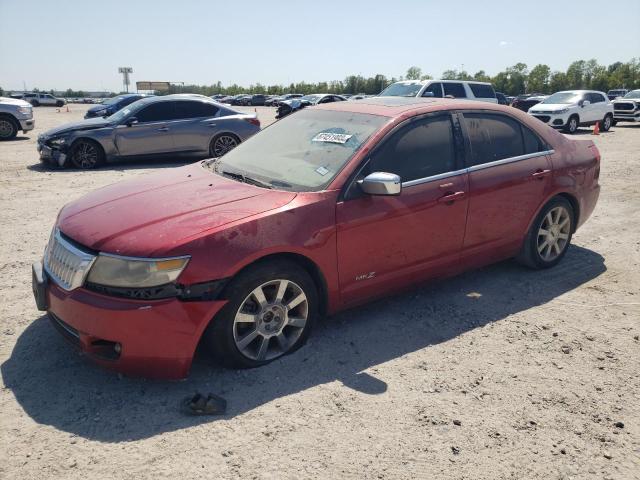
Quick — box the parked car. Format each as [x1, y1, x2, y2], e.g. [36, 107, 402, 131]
[231, 95, 251, 106]
[270, 94, 303, 107]
[0, 97, 35, 140]
[510, 94, 547, 112]
[607, 89, 628, 101]
[276, 94, 346, 119]
[249, 94, 267, 106]
[611, 89, 640, 124]
[495, 92, 509, 105]
[379, 80, 498, 103]
[528, 90, 614, 134]
[32, 97, 600, 378]
[84, 94, 150, 119]
[22, 92, 66, 107]
[37, 95, 260, 169]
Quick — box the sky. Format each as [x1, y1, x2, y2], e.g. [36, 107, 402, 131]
[1, 0, 639, 92]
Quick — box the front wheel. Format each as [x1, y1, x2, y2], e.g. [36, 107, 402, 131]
[563, 115, 579, 134]
[0, 116, 19, 140]
[517, 197, 574, 269]
[69, 139, 105, 169]
[600, 114, 613, 132]
[204, 260, 318, 368]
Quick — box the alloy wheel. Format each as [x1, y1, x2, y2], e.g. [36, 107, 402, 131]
[233, 279, 309, 361]
[569, 118, 578, 133]
[603, 116, 611, 130]
[73, 142, 98, 168]
[537, 206, 571, 262]
[212, 135, 238, 157]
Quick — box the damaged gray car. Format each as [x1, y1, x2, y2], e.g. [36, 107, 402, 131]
[37, 95, 261, 169]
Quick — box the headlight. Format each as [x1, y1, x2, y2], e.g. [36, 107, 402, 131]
[87, 254, 190, 288]
[49, 136, 68, 146]
[17, 106, 32, 115]
[554, 108, 569, 114]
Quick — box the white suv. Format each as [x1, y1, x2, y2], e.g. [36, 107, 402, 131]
[21, 93, 67, 107]
[528, 90, 614, 134]
[379, 80, 498, 103]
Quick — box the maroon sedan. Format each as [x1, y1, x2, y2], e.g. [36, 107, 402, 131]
[32, 97, 601, 379]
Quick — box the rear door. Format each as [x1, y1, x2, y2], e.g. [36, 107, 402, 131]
[443, 82, 467, 99]
[422, 82, 443, 98]
[171, 100, 220, 154]
[114, 101, 176, 156]
[336, 113, 469, 305]
[460, 112, 553, 255]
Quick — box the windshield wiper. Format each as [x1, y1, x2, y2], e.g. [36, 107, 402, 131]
[222, 170, 273, 189]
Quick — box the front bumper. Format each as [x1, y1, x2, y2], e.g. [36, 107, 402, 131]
[18, 117, 35, 132]
[37, 138, 68, 166]
[613, 111, 640, 122]
[530, 112, 571, 128]
[32, 261, 226, 379]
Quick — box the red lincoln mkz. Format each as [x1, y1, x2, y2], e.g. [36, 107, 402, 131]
[32, 97, 601, 379]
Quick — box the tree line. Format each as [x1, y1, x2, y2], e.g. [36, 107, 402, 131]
[2, 58, 637, 98]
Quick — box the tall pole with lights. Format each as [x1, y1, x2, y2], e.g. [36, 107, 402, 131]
[118, 67, 133, 93]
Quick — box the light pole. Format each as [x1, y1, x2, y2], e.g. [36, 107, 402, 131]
[118, 67, 133, 93]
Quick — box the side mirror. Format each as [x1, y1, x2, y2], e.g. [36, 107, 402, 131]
[580, 100, 590, 108]
[358, 172, 402, 196]
[125, 117, 138, 127]
[422, 91, 435, 97]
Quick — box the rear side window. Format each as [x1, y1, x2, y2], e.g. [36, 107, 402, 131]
[588, 93, 606, 103]
[368, 115, 457, 182]
[174, 101, 219, 119]
[464, 113, 524, 166]
[469, 83, 496, 99]
[443, 83, 467, 98]
[522, 126, 547, 154]
[422, 83, 443, 98]
[136, 102, 176, 122]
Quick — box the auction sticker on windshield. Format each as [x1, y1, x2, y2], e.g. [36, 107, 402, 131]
[312, 132, 353, 144]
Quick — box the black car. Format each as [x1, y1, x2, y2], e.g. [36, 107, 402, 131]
[275, 94, 345, 119]
[84, 94, 150, 119]
[511, 93, 547, 112]
[249, 94, 266, 106]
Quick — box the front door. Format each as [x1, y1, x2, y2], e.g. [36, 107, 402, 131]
[115, 101, 176, 156]
[336, 113, 469, 306]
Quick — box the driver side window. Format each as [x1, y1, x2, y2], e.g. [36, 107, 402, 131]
[365, 115, 457, 184]
[136, 102, 176, 123]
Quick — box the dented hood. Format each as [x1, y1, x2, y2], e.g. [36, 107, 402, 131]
[58, 163, 297, 256]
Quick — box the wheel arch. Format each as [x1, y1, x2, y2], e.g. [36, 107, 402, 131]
[526, 191, 581, 237]
[69, 136, 106, 155]
[222, 252, 329, 316]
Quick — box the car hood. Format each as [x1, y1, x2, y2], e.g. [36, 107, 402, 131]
[57, 163, 297, 256]
[0, 96, 32, 107]
[44, 117, 112, 137]
[529, 103, 575, 112]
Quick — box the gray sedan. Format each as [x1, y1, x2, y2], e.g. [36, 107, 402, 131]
[37, 95, 261, 169]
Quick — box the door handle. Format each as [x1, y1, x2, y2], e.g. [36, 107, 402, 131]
[156, 127, 169, 132]
[437, 191, 466, 203]
[207, 123, 217, 128]
[531, 169, 551, 179]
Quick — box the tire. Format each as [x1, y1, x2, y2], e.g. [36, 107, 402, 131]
[31, 100, 39, 107]
[600, 114, 613, 132]
[203, 260, 318, 369]
[56, 100, 64, 107]
[69, 139, 105, 169]
[209, 133, 240, 157]
[516, 196, 574, 269]
[563, 115, 579, 134]
[0, 116, 19, 141]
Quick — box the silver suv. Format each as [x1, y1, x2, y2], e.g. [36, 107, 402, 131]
[379, 80, 498, 103]
[22, 92, 67, 107]
[0, 97, 35, 140]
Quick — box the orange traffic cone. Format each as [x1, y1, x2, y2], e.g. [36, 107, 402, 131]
[592, 121, 600, 135]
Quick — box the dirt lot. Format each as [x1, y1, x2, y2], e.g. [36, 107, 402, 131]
[0, 104, 639, 479]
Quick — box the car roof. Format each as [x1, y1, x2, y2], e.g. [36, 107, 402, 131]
[390, 79, 492, 86]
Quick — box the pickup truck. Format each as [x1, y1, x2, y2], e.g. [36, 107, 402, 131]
[0, 97, 35, 140]
[22, 92, 66, 107]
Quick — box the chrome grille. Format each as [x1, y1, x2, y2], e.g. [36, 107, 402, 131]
[44, 229, 96, 291]
[614, 102, 636, 111]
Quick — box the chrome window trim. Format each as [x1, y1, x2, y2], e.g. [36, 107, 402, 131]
[400, 150, 554, 188]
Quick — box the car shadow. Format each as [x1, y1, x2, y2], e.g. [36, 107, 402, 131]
[26, 157, 199, 173]
[0, 136, 31, 142]
[2, 245, 605, 442]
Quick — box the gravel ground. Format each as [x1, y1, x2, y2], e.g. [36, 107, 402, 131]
[0, 104, 639, 480]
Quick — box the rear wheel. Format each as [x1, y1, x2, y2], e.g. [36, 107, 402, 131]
[31, 100, 39, 107]
[209, 133, 239, 157]
[517, 197, 574, 269]
[0, 116, 18, 140]
[70, 139, 105, 169]
[563, 115, 579, 134]
[600, 114, 613, 132]
[56, 100, 64, 107]
[204, 260, 318, 368]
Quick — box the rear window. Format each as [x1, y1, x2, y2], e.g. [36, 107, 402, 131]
[464, 113, 525, 166]
[469, 83, 496, 99]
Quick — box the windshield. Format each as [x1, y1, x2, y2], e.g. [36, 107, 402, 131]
[542, 92, 583, 104]
[207, 109, 388, 192]
[379, 82, 423, 97]
[102, 96, 125, 105]
[300, 95, 322, 103]
[623, 90, 640, 99]
[106, 98, 149, 123]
